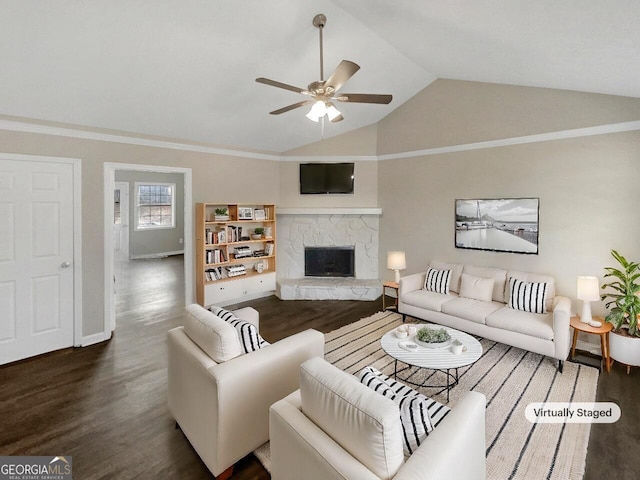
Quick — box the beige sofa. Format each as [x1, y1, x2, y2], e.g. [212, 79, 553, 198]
[270, 357, 487, 480]
[399, 261, 572, 371]
[167, 304, 325, 479]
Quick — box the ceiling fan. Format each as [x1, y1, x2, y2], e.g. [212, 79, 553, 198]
[256, 13, 392, 123]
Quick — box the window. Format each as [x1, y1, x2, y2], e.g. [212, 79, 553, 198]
[135, 182, 176, 230]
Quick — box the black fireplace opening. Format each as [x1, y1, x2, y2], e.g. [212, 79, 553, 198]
[305, 246, 355, 277]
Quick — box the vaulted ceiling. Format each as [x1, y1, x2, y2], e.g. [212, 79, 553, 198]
[1, 1, 638, 153]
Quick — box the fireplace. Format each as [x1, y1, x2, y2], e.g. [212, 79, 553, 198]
[305, 246, 355, 277]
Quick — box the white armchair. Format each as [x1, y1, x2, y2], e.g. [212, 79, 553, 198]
[270, 357, 487, 480]
[167, 304, 325, 479]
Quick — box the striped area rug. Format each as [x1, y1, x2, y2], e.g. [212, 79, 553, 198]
[255, 311, 599, 480]
[325, 311, 599, 480]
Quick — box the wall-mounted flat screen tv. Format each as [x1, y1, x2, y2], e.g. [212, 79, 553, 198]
[300, 162, 354, 194]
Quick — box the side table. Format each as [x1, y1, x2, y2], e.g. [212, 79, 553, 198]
[382, 281, 399, 311]
[570, 316, 613, 372]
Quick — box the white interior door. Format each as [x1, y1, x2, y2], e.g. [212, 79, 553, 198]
[0, 159, 75, 365]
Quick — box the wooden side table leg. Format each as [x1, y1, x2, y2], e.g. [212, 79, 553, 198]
[571, 328, 579, 359]
[599, 333, 607, 371]
[604, 332, 611, 373]
[382, 287, 386, 311]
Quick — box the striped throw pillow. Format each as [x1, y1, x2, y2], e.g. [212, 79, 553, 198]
[209, 306, 270, 354]
[358, 366, 450, 458]
[507, 277, 549, 314]
[424, 267, 452, 294]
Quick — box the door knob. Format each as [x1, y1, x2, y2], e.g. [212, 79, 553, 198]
[61, 261, 71, 268]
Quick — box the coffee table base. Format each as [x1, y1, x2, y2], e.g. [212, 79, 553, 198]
[393, 359, 459, 403]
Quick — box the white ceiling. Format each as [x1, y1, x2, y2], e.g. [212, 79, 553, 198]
[1, 0, 638, 153]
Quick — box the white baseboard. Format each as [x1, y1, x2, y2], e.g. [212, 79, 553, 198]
[130, 250, 184, 260]
[81, 331, 111, 347]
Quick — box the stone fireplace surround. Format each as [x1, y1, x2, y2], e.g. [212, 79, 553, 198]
[276, 208, 383, 300]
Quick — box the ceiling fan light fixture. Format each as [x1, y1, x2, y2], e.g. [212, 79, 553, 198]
[305, 110, 321, 122]
[326, 103, 341, 121]
[306, 100, 328, 122]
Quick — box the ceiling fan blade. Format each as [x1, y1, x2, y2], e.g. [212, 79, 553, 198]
[330, 114, 344, 123]
[256, 77, 307, 94]
[324, 60, 360, 93]
[269, 100, 313, 115]
[336, 93, 393, 104]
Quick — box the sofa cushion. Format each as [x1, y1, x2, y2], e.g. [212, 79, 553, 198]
[182, 304, 242, 362]
[507, 277, 550, 314]
[430, 261, 464, 293]
[507, 270, 555, 312]
[210, 306, 269, 353]
[424, 267, 451, 294]
[485, 306, 554, 340]
[358, 366, 435, 457]
[462, 265, 507, 303]
[441, 297, 504, 324]
[300, 358, 405, 480]
[402, 289, 458, 312]
[459, 273, 495, 302]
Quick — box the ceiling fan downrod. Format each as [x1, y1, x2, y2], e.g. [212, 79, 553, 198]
[313, 14, 327, 82]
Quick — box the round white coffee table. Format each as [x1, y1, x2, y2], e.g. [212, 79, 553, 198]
[380, 324, 483, 402]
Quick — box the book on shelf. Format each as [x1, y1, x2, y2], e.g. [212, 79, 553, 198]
[234, 245, 253, 259]
[265, 243, 275, 256]
[225, 264, 246, 277]
[205, 267, 224, 281]
[206, 249, 227, 264]
[205, 228, 228, 245]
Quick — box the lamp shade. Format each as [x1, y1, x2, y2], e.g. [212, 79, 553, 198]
[387, 251, 406, 271]
[577, 276, 600, 301]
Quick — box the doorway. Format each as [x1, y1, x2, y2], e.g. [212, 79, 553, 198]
[103, 163, 193, 339]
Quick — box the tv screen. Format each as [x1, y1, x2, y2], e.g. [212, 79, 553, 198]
[300, 163, 354, 194]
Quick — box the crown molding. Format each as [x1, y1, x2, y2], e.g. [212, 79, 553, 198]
[1, 118, 638, 162]
[279, 154, 379, 162]
[376, 120, 640, 161]
[0, 119, 281, 161]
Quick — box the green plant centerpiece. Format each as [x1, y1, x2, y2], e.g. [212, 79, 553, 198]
[416, 326, 451, 344]
[601, 249, 640, 371]
[601, 250, 640, 336]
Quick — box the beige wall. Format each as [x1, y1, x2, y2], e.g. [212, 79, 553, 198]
[283, 124, 378, 157]
[0, 129, 279, 337]
[377, 79, 640, 155]
[377, 130, 640, 316]
[278, 160, 378, 208]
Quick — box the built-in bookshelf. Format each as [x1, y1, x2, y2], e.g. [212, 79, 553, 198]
[196, 203, 276, 306]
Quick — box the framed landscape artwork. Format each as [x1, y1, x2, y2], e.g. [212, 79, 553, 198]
[455, 198, 539, 254]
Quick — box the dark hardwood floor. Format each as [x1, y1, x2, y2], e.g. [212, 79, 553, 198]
[0, 255, 637, 479]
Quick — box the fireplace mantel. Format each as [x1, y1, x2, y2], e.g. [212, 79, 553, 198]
[276, 207, 382, 216]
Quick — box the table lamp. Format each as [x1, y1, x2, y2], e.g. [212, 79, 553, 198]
[577, 276, 600, 324]
[387, 251, 406, 283]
